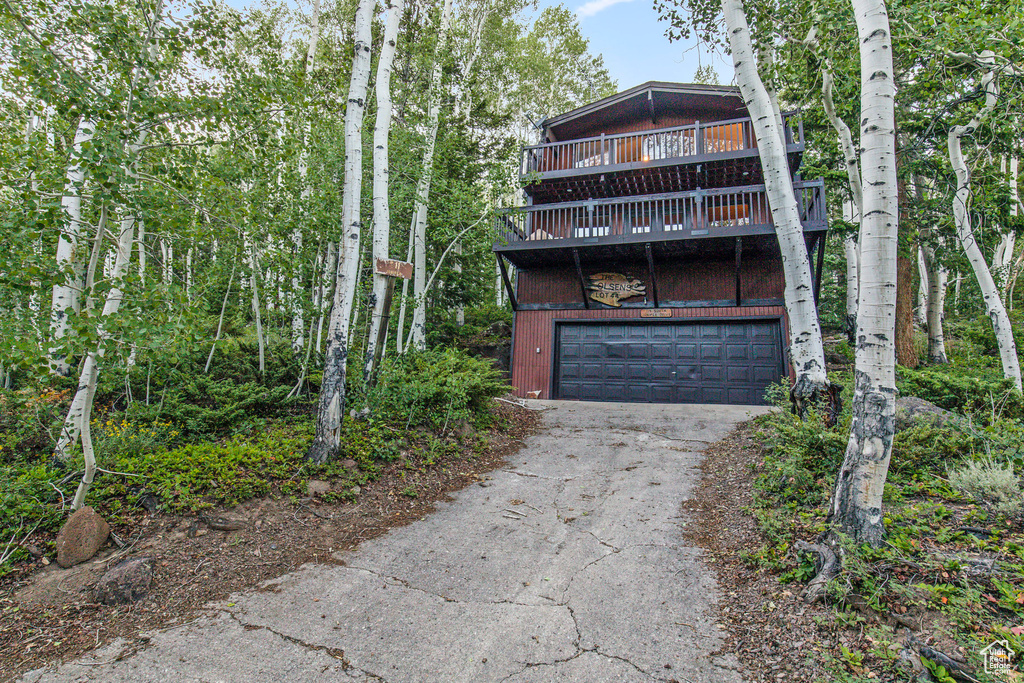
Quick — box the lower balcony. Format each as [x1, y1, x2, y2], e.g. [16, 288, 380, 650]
[493, 180, 827, 268]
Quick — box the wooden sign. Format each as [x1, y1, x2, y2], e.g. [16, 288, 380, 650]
[641, 308, 672, 318]
[374, 258, 413, 280]
[585, 272, 645, 308]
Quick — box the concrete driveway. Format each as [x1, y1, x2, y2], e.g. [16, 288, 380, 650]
[24, 400, 770, 683]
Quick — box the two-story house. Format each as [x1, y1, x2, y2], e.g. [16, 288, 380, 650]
[494, 81, 827, 405]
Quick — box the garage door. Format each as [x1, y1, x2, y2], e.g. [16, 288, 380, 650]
[555, 320, 784, 405]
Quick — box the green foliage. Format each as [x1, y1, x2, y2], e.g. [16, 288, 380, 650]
[896, 366, 1024, 422]
[127, 375, 299, 440]
[0, 463, 66, 571]
[366, 348, 509, 430]
[94, 427, 315, 511]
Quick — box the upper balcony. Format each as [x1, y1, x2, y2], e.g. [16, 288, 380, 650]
[520, 113, 805, 203]
[493, 179, 826, 269]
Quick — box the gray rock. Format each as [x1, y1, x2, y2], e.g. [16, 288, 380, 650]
[895, 396, 961, 432]
[56, 506, 110, 568]
[94, 558, 153, 605]
[342, 459, 358, 470]
[306, 480, 331, 496]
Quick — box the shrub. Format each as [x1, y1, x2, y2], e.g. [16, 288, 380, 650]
[896, 366, 1024, 421]
[948, 458, 1022, 515]
[0, 462, 66, 571]
[96, 427, 315, 511]
[366, 348, 509, 430]
[126, 376, 302, 440]
[889, 425, 977, 479]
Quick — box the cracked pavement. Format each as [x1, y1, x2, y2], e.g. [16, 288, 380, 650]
[22, 400, 769, 683]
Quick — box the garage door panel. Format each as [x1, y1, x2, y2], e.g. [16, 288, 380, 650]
[676, 343, 698, 360]
[555, 321, 783, 405]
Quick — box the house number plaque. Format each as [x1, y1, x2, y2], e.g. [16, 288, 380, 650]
[640, 308, 671, 318]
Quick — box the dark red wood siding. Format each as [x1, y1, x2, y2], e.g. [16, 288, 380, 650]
[517, 251, 785, 306]
[510, 305, 790, 399]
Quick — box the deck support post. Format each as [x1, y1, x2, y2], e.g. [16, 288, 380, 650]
[735, 237, 743, 307]
[496, 254, 518, 311]
[645, 243, 660, 307]
[813, 232, 826, 304]
[572, 248, 590, 309]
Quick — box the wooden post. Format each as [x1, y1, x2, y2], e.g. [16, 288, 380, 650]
[369, 258, 413, 380]
[735, 237, 743, 307]
[645, 243, 659, 307]
[573, 248, 590, 309]
[496, 254, 518, 311]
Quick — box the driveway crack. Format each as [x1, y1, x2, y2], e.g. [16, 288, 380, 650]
[223, 611, 389, 681]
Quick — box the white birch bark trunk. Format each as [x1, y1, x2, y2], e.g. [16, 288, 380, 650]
[409, 0, 454, 351]
[993, 156, 1018, 293]
[291, 0, 321, 354]
[364, 0, 404, 379]
[49, 117, 96, 375]
[828, 0, 899, 545]
[721, 0, 828, 400]
[55, 205, 139, 462]
[914, 246, 928, 327]
[948, 65, 1022, 391]
[67, 210, 136, 505]
[316, 241, 336, 353]
[250, 242, 266, 375]
[921, 238, 948, 363]
[308, 0, 373, 464]
[823, 67, 863, 342]
[395, 227, 414, 355]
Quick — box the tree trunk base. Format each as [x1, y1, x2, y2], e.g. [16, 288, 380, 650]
[795, 540, 840, 604]
[790, 380, 844, 427]
[306, 439, 338, 466]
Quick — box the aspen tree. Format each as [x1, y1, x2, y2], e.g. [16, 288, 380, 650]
[364, 0, 404, 380]
[721, 0, 830, 407]
[947, 52, 1022, 391]
[308, 0, 374, 464]
[827, 0, 900, 545]
[408, 0, 455, 351]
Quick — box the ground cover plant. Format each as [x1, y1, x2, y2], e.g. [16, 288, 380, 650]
[0, 340, 511, 576]
[737, 326, 1024, 681]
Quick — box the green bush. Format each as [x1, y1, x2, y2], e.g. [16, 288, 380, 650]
[889, 425, 977, 479]
[366, 348, 509, 430]
[95, 426, 315, 511]
[896, 366, 1024, 421]
[127, 375, 303, 440]
[0, 462, 66, 570]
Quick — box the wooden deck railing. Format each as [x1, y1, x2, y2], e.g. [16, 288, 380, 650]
[520, 112, 803, 178]
[494, 179, 826, 248]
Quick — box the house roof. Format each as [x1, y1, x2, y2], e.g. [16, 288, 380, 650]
[541, 81, 747, 141]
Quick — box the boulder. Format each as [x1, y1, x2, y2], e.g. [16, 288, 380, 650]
[94, 558, 153, 605]
[342, 458, 358, 470]
[895, 396, 961, 432]
[306, 479, 331, 496]
[56, 507, 110, 568]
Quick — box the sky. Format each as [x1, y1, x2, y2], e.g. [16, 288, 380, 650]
[224, 0, 729, 94]
[563, 0, 726, 90]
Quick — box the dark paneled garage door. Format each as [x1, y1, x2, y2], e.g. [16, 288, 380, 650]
[555, 320, 784, 405]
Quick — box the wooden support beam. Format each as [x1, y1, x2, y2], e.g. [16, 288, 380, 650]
[735, 237, 743, 307]
[814, 232, 826, 305]
[496, 254, 518, 311]
[572, 248, 590, 309]
[645, 243, 660, 307]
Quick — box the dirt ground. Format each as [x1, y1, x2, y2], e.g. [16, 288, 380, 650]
[684, 421, 851, 683]
[0, 402, 538, 682]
